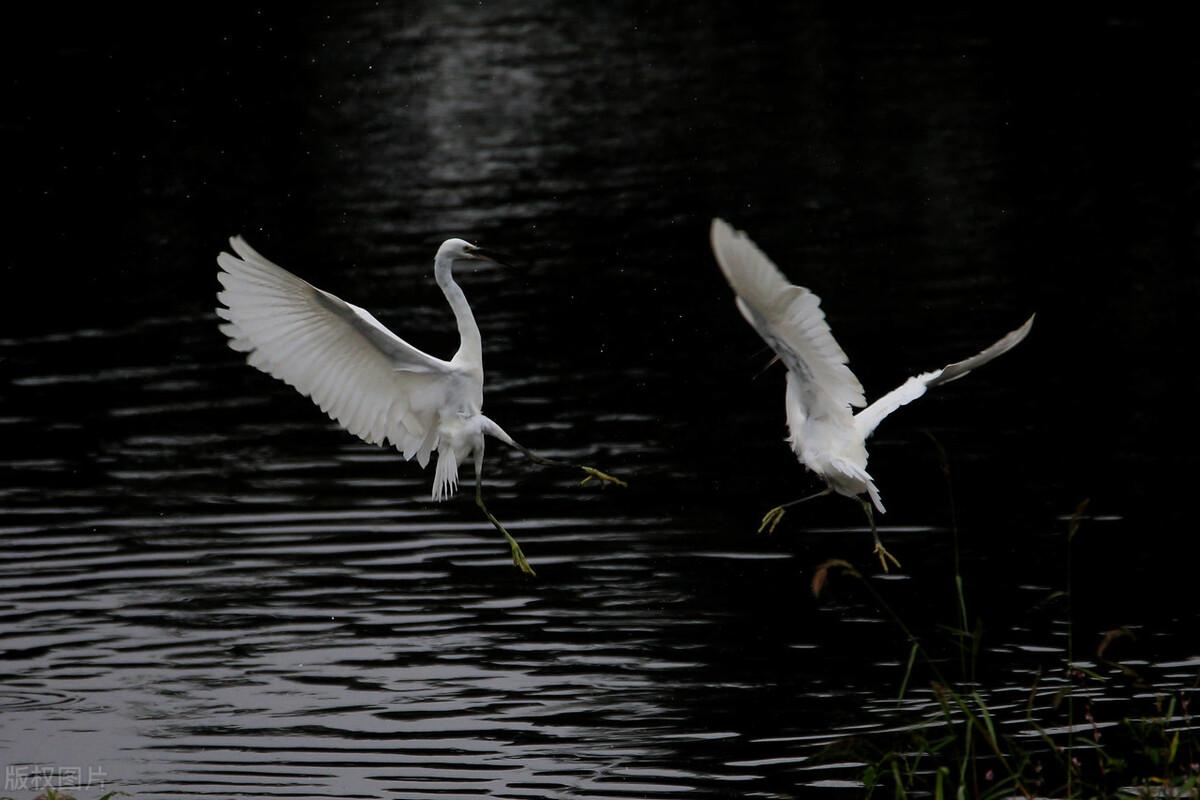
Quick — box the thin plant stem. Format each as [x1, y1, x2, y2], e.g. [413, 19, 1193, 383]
[925, 432, 969, 679]
[1066, 499, 1090, 797]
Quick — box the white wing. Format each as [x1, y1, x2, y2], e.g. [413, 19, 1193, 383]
[854, 315, 1035, 439]
[216, 236, 455, 466]
[710, 218, 865, 418]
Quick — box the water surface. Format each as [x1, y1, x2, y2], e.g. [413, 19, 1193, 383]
[3, 5, 1198, 798]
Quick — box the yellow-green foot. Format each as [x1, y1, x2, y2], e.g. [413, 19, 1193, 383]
[504, 531, 536, 576]
[759, 505, 787, 534]
[873, 541, 901, 573]
[579, 466, 627, 488]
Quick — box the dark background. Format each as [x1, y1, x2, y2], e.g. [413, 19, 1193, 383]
[6, 5, 1197, 504]
[7, 6, 1190, 489]
[2, 5, 1198, 797]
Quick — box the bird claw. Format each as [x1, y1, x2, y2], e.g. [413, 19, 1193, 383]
[759, 505, 787, 534]
[504, 531, 537, 576]
[873, 541, 902, 573]
[579, 466, 627, 488]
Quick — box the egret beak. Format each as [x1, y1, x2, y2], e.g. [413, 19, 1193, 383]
[466, 246, 511, 268]
[753, 353, 782, 379]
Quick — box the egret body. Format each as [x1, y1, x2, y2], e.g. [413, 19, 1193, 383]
[216, 236, 623, 575]
[710, 218, 1033, 570]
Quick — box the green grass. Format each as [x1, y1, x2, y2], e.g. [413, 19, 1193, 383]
[812, 492, 1200, 799]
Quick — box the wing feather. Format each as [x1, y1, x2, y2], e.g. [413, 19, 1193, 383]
[711, 219, 865, 417]
[854, 315, 1034, 439]
[216, 235, 456, 457]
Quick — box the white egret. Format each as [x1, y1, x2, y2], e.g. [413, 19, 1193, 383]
[709, 218, 1033, 571]
[216, 236, 624, 576]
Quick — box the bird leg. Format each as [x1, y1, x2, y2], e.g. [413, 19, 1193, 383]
[474, 453, 535, 576]
[508, 440, 627, 489]
[863, 499, 901, 573]
[759, 487, 833, 534]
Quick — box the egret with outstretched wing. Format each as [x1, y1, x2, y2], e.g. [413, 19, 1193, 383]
[216, 236, 623, 575]
[710, 218, 1032, 570]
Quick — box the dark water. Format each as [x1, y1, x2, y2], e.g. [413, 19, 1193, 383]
[4, 5, 1199, 798]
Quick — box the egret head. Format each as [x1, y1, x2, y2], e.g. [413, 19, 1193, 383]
[438, 238, 504, 266]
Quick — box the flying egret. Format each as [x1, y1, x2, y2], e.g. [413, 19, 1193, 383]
[215, 236, 624, 576]
[709, 218, 1033, 571]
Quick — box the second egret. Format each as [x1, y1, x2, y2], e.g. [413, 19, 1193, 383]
[710, 218, 1033, 570]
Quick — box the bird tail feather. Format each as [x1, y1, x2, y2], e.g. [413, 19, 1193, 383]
[432, 447, 460, 501]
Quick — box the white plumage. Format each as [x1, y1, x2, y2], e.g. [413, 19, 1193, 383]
[710, 218, 1033, 568]
[216, 235, 625, 575]
[217, 237, 454, 472]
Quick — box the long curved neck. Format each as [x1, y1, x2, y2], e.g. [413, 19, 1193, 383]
[435, 253, 482, 368]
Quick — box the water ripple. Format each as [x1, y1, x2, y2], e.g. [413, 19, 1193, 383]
[3, 4, 1196, 798]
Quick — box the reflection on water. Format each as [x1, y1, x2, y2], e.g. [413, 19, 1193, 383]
[3, 304, 1196, 799]
[4, 3, 1199, 798]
